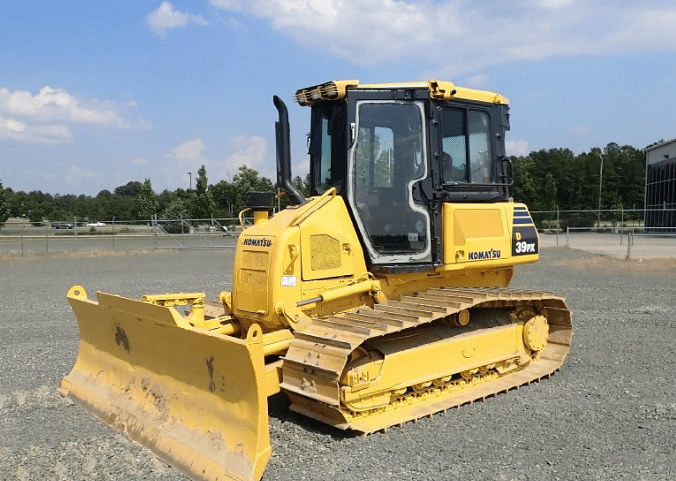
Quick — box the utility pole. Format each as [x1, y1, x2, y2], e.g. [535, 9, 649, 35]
[597, 152, 604, 229]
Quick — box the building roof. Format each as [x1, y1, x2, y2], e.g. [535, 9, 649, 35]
[645, 138, 676, 152]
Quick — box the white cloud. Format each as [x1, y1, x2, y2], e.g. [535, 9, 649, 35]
[170, 138, 209, 164]
[137, 118, 153, 131]
[0, 113, 71, 144]
[154, 136, 271, 191]
[147, 1, 209, 36]
[0, 86, 131, 127]
[211, 1, 676, 75]
[533, 0, 576, 9]
[506, 139, 530, 157]
[464, 74, 491, 89]
[223, 135, 268, 171]
[0, 86, 146, 144]
[31, 124, 72, 142]
[210, 0, 244, 11]
[154, 138, 209, 191]
[0, 115, 25, 134]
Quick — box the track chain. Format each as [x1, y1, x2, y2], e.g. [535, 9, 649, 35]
[281, 287, 572, 433]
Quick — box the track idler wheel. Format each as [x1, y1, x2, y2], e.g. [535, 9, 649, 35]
[523, 315, 549, 352]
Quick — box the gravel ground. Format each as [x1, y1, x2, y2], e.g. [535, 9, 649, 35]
[1, 247, 675, 481]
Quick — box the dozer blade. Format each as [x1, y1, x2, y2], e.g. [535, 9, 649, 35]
[58, 286, 271, 481]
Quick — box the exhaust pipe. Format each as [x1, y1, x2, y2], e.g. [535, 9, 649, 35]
[273, 95, 306, 206]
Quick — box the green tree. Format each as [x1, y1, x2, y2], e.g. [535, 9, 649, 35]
[9, 190, 27, 217]
[210, 180, 236, 216]
[114, 181, 143, 197]
[24, 191, 55, 224]
[161, 198, 189, 233]
[512, 155, 540, 208]
[293, 175, 309, 197]
[511, 144, 645, 214]
[137, 178, 159, 221]
[542, 172, 558, 212]
[157, 189, 175, 213]
[0, 180, 11, 229]
[192, 165, 214, 220]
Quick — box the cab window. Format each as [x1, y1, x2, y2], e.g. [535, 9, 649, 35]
[309, 103, 346, 195]
[441, 108, 493, 184]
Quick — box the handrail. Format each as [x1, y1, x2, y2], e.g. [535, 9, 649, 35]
[239, 207, 253, 231]
[290, 188, 337, 227]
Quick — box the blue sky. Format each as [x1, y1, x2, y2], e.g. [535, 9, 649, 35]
[2, 0, 676, 196]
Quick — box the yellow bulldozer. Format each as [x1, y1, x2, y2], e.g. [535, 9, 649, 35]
[59, 80, 572, 481]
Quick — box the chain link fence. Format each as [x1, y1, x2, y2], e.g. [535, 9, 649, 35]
[2, 208, 675, 259]
[0, 217, 246, 257]
[532, 208, 676, 259]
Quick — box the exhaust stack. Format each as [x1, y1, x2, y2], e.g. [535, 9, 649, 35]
[273, 95, 306, 206]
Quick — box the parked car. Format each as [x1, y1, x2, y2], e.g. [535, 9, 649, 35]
[87, 222, 105, 227]
[52, 222, 74, 229]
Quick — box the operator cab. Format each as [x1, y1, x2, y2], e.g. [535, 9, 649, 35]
[298, 80, 512, 272]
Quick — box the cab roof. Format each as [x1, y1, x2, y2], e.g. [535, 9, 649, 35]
[293, 79, 509, 106]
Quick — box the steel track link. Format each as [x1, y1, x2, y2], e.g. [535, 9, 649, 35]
[281, 287, 572, 433]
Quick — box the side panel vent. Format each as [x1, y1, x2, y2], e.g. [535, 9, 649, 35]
[310, 234, 341, 271]
[238, 250, 269, 314]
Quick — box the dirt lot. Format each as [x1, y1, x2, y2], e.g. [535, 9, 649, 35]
[1, 247, 675, 481]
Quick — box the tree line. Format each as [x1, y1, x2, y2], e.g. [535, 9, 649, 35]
[0, 165, 300, 227]
[0, 141, 647, 228]
[511, 142, 645, 214]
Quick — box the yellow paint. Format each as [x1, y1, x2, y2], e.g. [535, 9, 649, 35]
[59, 286, 273, 481]
[294, 79, 508, 106]
[232, 192, 369, 331]
[339, 322, 528, 412]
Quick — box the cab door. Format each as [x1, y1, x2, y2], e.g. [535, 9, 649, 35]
[347, 99, 432, 267]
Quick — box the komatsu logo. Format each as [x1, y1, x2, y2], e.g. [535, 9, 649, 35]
[468, 249, 501, 261]
[242, 238, 272, 248]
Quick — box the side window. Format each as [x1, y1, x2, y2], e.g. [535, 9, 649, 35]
[317, 116, 332, 193]
[310, 103, 346, 195]
[441, 108, 493, 184]
[441, 109, 467, 182]
[468, 111, 492, 184]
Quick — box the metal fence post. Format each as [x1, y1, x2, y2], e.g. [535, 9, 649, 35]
[626, 232, 632, 260]
[45, 223, 49, 254]
[556, 206, 559, 246]
[566, 226, 569, 246]
[21, 232, 24, 256]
